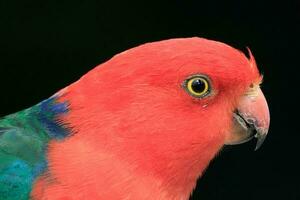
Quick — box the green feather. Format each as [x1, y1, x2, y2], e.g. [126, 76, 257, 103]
[0, 97, 69, 200]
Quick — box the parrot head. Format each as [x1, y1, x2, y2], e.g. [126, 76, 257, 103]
[45, 37, 269, 199]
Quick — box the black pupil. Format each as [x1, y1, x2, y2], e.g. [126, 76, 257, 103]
[192, 79, 206, 93]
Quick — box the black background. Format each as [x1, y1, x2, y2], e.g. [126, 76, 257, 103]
[0, 0, 299, 199]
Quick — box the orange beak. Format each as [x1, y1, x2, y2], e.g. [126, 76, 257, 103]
[225, 87, 270, 150]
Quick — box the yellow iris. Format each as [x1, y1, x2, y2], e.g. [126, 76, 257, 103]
[186, 77, 209, 97]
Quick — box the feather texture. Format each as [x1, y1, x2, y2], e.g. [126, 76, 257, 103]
[0, 97, 68, 200]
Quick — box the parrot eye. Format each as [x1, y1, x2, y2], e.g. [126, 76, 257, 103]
[184, 75, 210, 98]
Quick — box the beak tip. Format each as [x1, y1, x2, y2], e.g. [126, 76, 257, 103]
[254, 129, 268, 151]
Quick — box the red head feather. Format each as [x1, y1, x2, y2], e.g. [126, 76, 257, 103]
[32, 38, 265, 200]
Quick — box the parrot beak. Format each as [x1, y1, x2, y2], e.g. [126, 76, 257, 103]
[225, 87, 270, 150]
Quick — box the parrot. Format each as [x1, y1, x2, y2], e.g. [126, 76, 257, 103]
[0, 37, 270, 200]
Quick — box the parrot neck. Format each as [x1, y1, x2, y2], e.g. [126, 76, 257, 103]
[124, 138, 223, 200]
[37, 135, 221, 200]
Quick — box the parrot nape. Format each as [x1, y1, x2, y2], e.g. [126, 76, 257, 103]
[0, 37, 270, 200]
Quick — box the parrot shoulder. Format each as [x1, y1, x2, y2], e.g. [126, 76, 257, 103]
[0, 97, 69, 200]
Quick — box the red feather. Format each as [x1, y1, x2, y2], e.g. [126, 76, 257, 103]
[32, 37, 260, 200]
